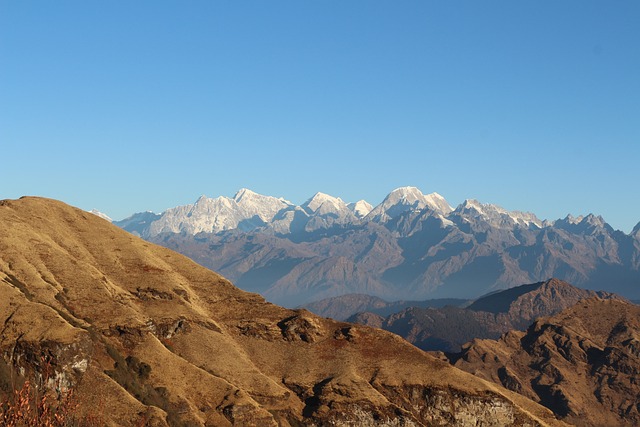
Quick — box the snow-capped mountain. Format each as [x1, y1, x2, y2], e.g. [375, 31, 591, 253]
[301, 192, 357, 231]
[121, 186, 457, 237]
[452, 199, 543, 230]
[114, 187, 640, 306]
[301, 192, 352, 217]
[113, 211, 160, 237]
[146, 189, 293, 235]
[348, 200, 373, 219]
[554, 213, 612, 234]
[234, 188, 294, 221]
[366, 186, 453, 223]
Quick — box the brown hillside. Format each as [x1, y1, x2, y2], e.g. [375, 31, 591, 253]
[452, 298, 640, 426]
[352, 279, 621, 353]
[0, 197, 566, 426]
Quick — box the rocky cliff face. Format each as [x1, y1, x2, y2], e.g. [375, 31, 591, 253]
[0, 197, 565, 426]
[451, 298, 640, 426]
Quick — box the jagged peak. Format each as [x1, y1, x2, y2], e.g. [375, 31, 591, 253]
[349, 199, 373, 209]
[425, 192, 453, 214]
[302, 192, 346, 213]
[460, 198, 484, 210]
[458, 199, 505, 216]
[582, 213, 606, 227]
[303, 191, 344, 206]
[456, 199, 542, 228]
[195, 194, 235, 208]
[233, 188, 293, 206]
[306, 191, 341, 202]
[557, 213, 612, 234]
[366, 186, 453, 221]
[194, 194, 235, 208]
[233, 188, 258, 202]
[348, 200, 373, 219]
[427, 192, 447, 201]
[386, 186, 426, 202]
[563, 213, 584, 224]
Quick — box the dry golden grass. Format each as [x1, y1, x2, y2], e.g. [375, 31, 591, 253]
[0, 197, 570, 426]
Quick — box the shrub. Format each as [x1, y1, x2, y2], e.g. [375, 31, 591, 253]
[0, 359, 102, 427]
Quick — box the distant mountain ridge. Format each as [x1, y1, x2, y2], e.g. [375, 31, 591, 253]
[112, 186, 455, 237]
[108, 187, 640, 306]
[346, 279, 622, 352]
[303, 294, 469, 321]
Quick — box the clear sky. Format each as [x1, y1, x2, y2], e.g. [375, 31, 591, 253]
[1, 1, 639, 231]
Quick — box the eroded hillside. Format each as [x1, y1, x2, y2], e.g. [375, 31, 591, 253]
[451, 298, 640, 426]
[0, 197, 566, 426]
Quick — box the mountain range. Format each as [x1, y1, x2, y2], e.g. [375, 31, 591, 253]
[0, 196, 567, 426]
[333, 279, 620, 352]
[108, 187, 640, 306]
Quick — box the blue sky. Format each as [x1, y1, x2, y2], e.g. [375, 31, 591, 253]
[1, 1, 639, 231]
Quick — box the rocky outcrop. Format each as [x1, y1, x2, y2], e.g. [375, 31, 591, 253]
[0, 197, 566, 426]
[451, 298, 640, 426]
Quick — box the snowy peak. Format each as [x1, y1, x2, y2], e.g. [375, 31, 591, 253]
[233, 188, 292, 221]
[348, 200, 373, 219]
[455, 199, 542, 229]
[457, 199, 492, 216]
[386, 186, 426, 204]
[583, 213, 606, 228]
[302, 192, 349, 216]
[561, 213, 605, 226]
[233, 188, 257, 203]
[233, 188, 291, 205]
[424, 192, 453, 215]
[367, 186, 452, 222]
[300, 192, 357, 232]
[556, 213, 612, 234]
[148, 189, 292, 236]
[116, 187, 632, 239]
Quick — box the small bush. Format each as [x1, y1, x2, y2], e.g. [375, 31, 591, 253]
[0, 379, 84, 426]
[0, 359, 103, 427]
